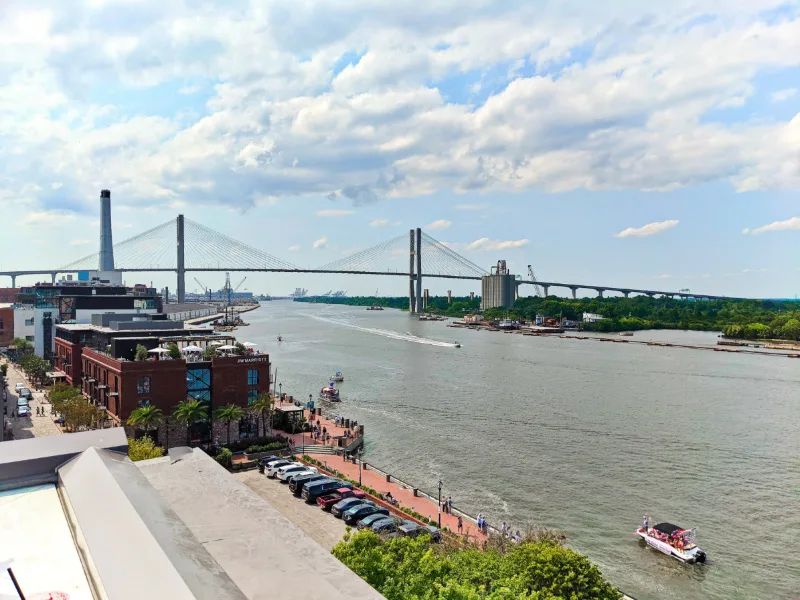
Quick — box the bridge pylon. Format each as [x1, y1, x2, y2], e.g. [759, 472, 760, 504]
[177, 215, 186, 303]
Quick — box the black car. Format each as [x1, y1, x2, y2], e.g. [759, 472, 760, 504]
[343, 504, 389, 526]
[258, 455, 284, 466]
[397, 520, 422, 537]
[370, 517, 400, 534]
[416, 525, 442, 542]
[290, 474, 332, 495]
[331, 497, 370, 518]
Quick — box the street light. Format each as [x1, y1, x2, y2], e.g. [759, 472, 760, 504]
[438, 479, 443, 528]
[279, 382, 282, 399]
[358, 447, 364, 486]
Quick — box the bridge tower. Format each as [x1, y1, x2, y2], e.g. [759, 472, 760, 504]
[408, 229, 416, 313]
[415, 227, 422, 313]
[177, 214, 186, 303]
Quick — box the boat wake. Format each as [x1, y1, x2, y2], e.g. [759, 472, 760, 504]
[307, 315, 458, 347]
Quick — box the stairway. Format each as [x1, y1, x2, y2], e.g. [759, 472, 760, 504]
[295, 444, 336, 455]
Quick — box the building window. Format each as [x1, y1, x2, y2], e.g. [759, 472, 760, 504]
[247, 369, 259, 385]
[248, 389, 258, 405]
[25, 335, 34, 342]
[137, 376, 151, 395]
[25, 318, 34, 326]
[137, 399, 151, 408]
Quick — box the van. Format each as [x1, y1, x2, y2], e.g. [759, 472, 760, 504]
[302, 479, 352, 503]
[290, 474, 332, 495]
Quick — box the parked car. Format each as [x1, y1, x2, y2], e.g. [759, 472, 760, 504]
[344, 503, 389, 526]
[331, 497, 370, 518]
[303, 480, 352, 504]
[17, 397, 29, 409]
[267, 460, 300, 478]
[317, 488, 366, 511]
[258, 455, 284, 466]
[279, 467, 318, 483]
[290, 474, 332, 495]
[357, 513, 395, 531]
[370, 517, 400, 534]
[15, 383, 25, 393]
[17, 404, 31, 417]
[397, 520, 422, 537]
[417, 525, 442, 543]
[19, 388, 32, 400]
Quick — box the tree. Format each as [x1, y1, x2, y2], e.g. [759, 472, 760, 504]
[250, 393, 274, 437]
[213, 404, 246, 445]
[127, 405, 164, 438]
[781, 318, 800, 341]
[203, 345, 218, 360]
[172, 399, 208, 445]
[1, 363, 8, 376]
[134, 344, 149, 362]
[167, 342, 182, 360]
[11, 338, 33, 356]
[234, 342, 247, 356]
[128, 436, 165, 461]
[62, 396, 100, 432]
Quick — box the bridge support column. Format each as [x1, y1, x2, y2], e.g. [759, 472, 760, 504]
[542, 284, 549, 297]
[596, 288, 604, 298]
[569, 286, 577, 299]
[409, 230, 416, 313]
[447, 290, 452, 303]
[11, 275, 16, 288]
[415, 227, 422, 313]
[51, 272, 57, 284]
[177, 214, 186, 303]
[623, 291, 630, 298]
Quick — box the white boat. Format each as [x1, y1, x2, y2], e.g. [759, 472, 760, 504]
[320, 383, 341, 402]
[331, 370, 344, 382]
[498, 318, 519, 330]
[635, 520, 706, 564]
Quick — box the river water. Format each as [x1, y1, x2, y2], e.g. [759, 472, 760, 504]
[242, 301, 799, 600]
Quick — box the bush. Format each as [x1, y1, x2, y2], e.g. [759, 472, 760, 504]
[245, 441, 287, 454]
[224, 435, 287, 452]
[128, 436, 165, 461]
[134, 344, 149, 362]
[167, 343, 182, 360]
[215, 447, 233, 468]
[0, 363, 7, 376]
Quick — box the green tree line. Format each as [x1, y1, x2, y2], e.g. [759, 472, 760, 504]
[298, 297, 800, 340]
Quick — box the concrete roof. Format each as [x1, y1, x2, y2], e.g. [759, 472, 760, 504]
[0, 428, 128, 490]
[137, 449, 385, 600]
[164, 302, 216, 314]
[58, 447, 246, 600]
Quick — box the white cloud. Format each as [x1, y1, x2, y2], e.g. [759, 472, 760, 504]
[316, 209, 355, 217]
[771, 88, 796, 103]
[426, 219, 452, 230]
[614, 220, 679, 238]
[370, 218, 389, 227]
[743, 216, 800, 234]
[20, 211, 76, 227]
[69, 239, 91, 246]
[655, 274, 673, 279]
[287, 244, 301, 251]
[1, 0, 800, 225]
[466, 237, 529, 251]
[313, 236, 327, 249]
[455, 204, 488, 211]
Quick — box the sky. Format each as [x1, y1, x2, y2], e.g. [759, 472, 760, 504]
[0, 0, 798, 299]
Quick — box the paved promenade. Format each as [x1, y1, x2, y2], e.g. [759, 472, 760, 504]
[1, 357, 61, 440]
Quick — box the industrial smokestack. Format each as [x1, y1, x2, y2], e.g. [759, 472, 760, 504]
[99, 189, 115, 271]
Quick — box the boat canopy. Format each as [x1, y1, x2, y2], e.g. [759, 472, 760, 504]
[653, 523, 683, 535]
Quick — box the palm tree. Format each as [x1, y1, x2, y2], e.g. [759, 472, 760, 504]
[250, 393, 274, 437]
[127, 405, 164, 441]
[213, 404, 246, 445]
[172, 399, 208, 446]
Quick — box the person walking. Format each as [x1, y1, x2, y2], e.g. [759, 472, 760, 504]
[457, 516, 463, 534]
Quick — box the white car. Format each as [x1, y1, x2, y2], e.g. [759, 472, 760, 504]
[15, 383, 24, 393]
[277, 466, 318, 482]
[266, 460, 302, 478]
[18, 405, 30, 417]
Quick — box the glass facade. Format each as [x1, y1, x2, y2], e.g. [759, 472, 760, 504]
[187, 367, 211, 402]
[247, 369, 259, 385]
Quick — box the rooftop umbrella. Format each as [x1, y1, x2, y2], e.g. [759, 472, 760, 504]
[182, 345, 203, 352]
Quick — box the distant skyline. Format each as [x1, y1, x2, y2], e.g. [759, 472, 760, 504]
[0, 1, 798, 298]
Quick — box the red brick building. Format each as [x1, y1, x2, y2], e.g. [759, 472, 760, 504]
[0, 304, 13, 347]
[0, 288, 19, 303]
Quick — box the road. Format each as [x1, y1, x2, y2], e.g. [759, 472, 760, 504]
[1, 356, 62, 440]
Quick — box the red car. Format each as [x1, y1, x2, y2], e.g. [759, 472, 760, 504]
[317, 488, 366, 511]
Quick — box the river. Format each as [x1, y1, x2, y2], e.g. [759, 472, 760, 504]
[239, 301, 798, 600]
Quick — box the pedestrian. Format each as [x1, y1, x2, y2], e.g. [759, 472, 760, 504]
[36, 406, 39, 416]
[477, 513, 483, 531]
[323, 426, 327, 438]
[447, 495, 453, 513]
[457, 516, 463, 533]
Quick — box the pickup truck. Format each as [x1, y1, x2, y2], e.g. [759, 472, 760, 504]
[317, 488, 366, 511]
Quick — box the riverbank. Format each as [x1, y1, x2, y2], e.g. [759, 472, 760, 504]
[184, 302, 260, 326]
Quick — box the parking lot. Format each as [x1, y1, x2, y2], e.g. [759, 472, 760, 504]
[237, 469, 350, 551]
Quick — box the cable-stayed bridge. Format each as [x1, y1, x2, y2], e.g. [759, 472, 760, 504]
[0, 215, 739, 304]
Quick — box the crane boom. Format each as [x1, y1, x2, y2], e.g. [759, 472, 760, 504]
[194, 277, 212, 302]
[527, 265, 544, 297]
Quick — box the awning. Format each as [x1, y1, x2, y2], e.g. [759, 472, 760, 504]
[88, 378, 96, 383]
[97, 385, 108, 389]
[46, 372, 67, 379]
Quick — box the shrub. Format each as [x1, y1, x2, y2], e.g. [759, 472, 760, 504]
[128, 436, 164, 462]
[134, 344, 149, 361]
[0, 363, 7, 376]
[245, 441, 286, 454]
[167, 342, 182, 360]
[224, 435, 286, 452]
[215, 447, 233, 468]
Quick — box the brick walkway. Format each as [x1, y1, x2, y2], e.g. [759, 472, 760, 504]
[1, 358, 62, 440]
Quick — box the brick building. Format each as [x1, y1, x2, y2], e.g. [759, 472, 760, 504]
[0, 303, 13, 348]
[53, 315, 271, 444]
[0, 288, 19, 303]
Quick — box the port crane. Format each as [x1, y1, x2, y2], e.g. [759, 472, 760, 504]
[527, 265, 544, 297]
[193, 277, 213, 302]
[223, 272, 247, 307]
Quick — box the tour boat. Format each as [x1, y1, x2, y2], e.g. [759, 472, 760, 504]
[320, 383, 341, 401]
[635, 520, 707, 564]
[331, 370, 344, 382]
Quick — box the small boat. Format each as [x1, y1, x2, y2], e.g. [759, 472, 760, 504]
[498, 318, 519, 331]
[454, 342, 461, 348]
[366, 305, 384, 311]
[331, 370, 344, 382]
[619, 331, 633, 337]
[320, 383, 341, 402]
[277, 335, 282, 342]
[635, 519, 706, 564]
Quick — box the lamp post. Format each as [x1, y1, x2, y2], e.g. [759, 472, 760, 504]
[438, 479, 443, 528]
[357, 447, 363, 486]
[279, 382, 282, 400]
